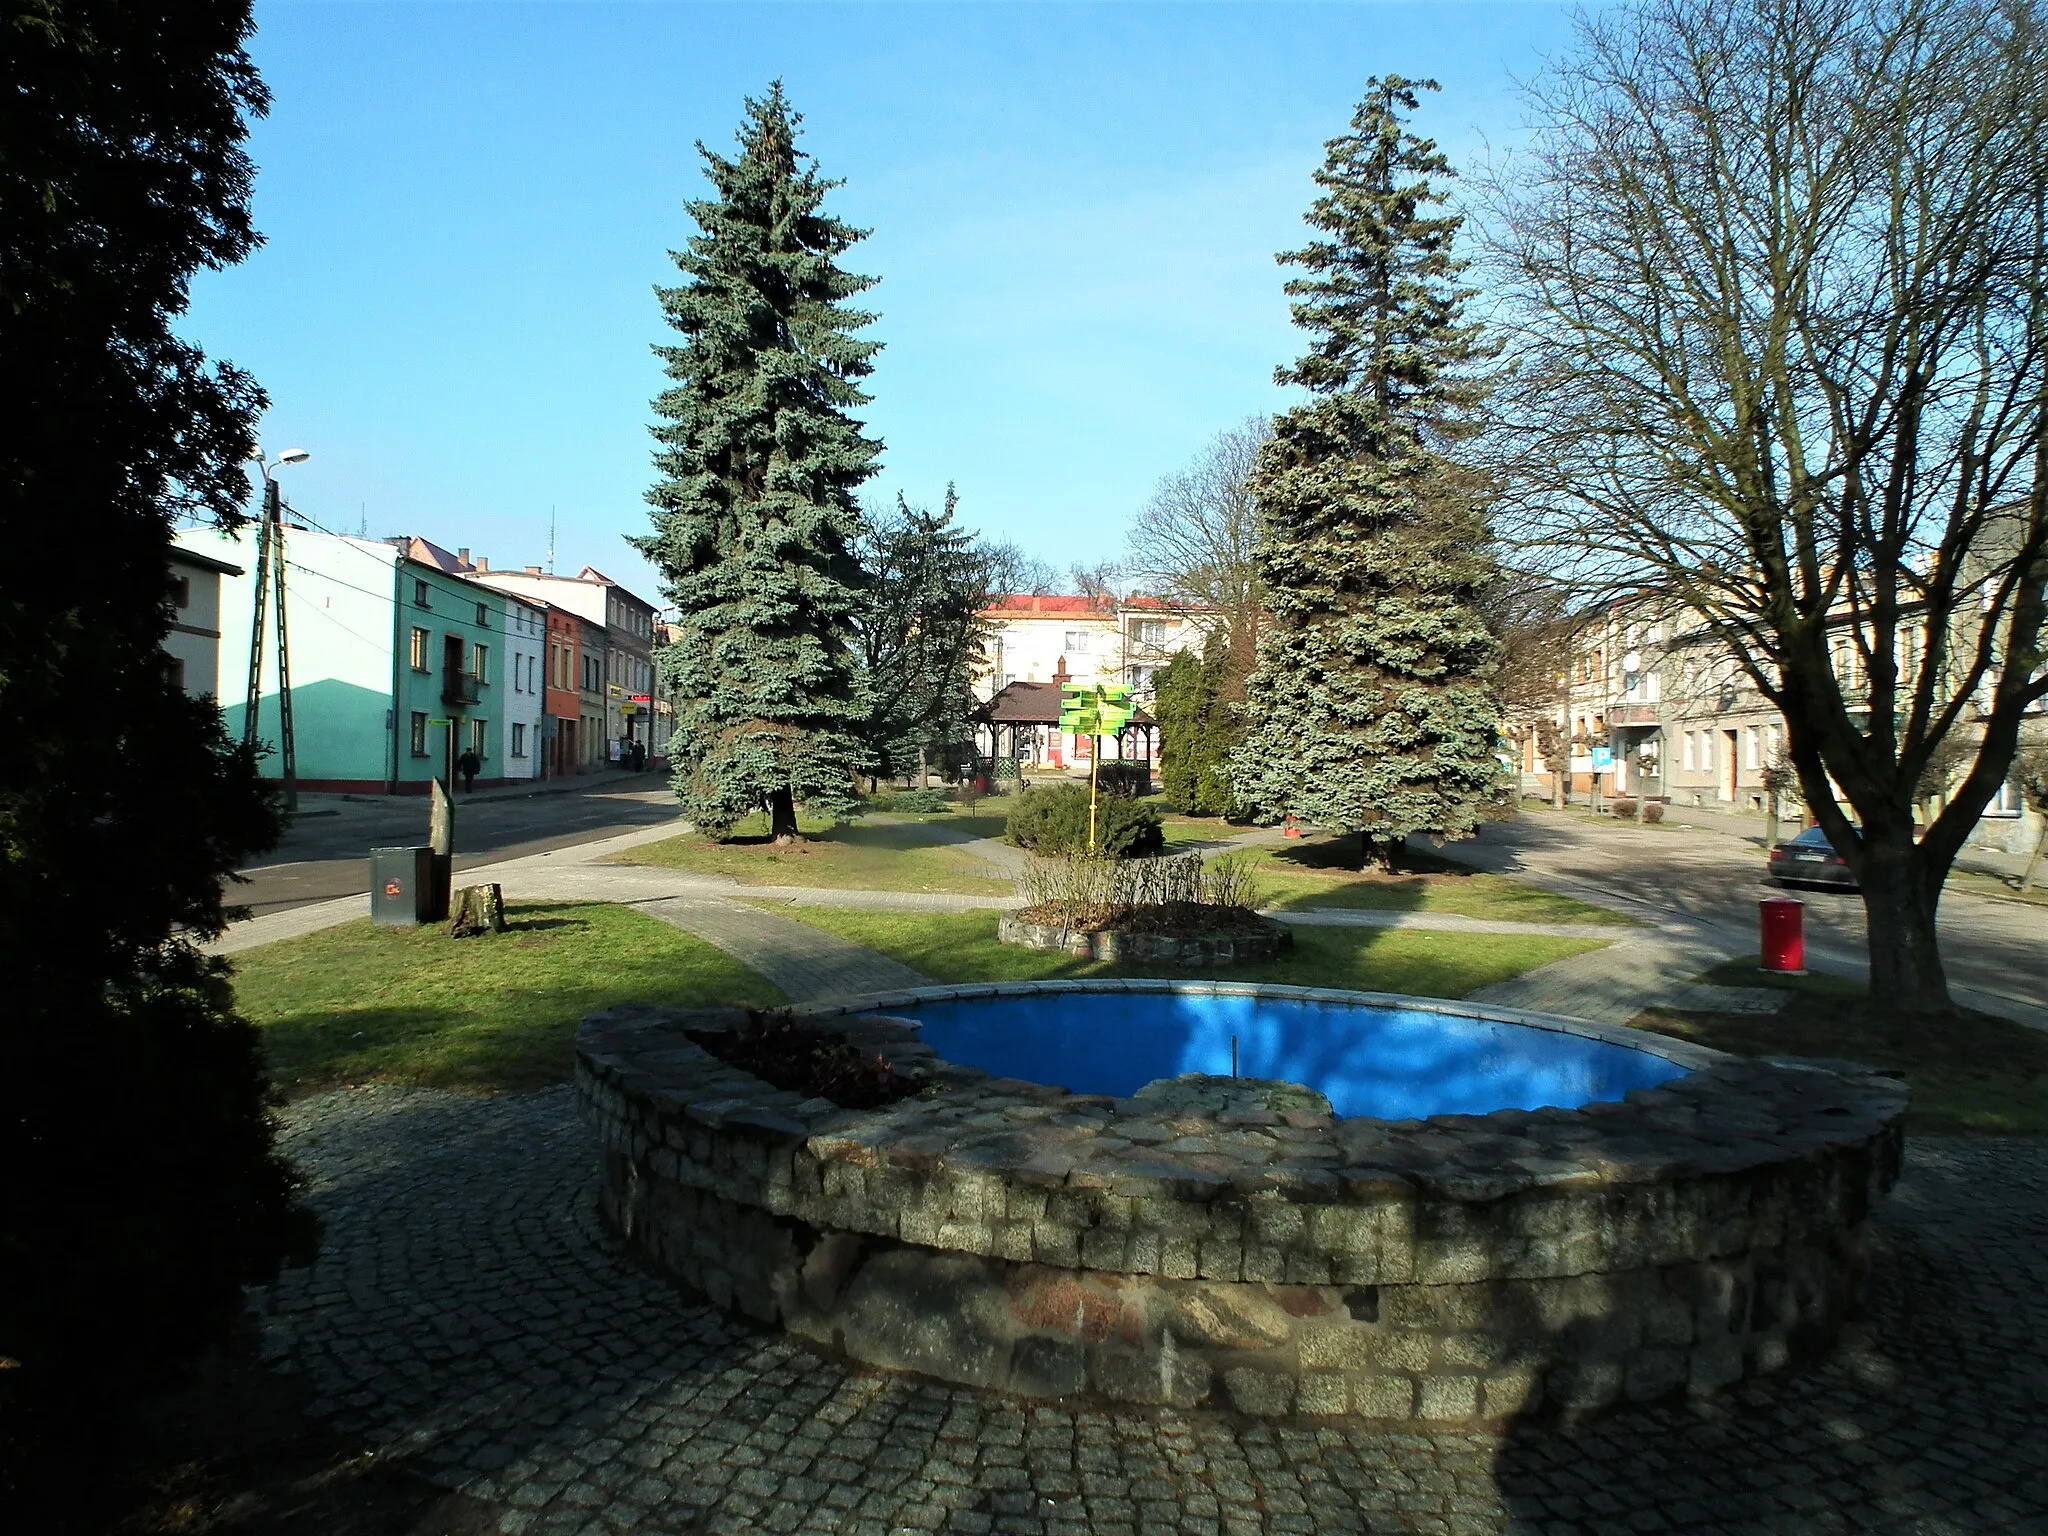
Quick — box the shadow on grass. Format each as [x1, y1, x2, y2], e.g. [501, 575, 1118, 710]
[1629, 957, 2048, 1135]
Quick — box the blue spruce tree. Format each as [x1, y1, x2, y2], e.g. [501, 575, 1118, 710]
[642, 85, 879, 840]
[1230, 77, 1505, 866]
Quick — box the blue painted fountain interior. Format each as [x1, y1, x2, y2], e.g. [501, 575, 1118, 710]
[893, 992, 1689, 1120]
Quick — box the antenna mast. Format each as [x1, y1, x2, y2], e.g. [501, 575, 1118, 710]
[549, 506, 556, 574]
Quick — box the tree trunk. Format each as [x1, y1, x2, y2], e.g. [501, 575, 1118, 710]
[2022, 824, 2047, 894]
[1857, 833, 1952, 1017]
[1357, 831, 1398, 871]
[768, 786, 802, 844]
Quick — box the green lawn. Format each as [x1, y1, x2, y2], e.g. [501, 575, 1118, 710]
[1632, 958, 2048, 1135]
[760, 905, 1608, 999]
[1146, 826, 1638, 925]
[231, 900, 784, 1096]
[613, 812, 1013, 896]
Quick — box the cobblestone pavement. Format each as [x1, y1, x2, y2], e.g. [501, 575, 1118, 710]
[637, 897, 931, 1003]
[255, 1085, 2048, 1536]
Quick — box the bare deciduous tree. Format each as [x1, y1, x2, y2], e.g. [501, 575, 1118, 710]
[1484, 0, 2048, 1015]
[1125, 418, 1269, 669]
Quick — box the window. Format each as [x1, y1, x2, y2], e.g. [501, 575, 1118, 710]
[470, 719, 487, 756]
[168, 656, 186, 691]
[1744, 729, 1759, 770]
[409, 627, 429, 671]
[410, 712, 428, 757]
[471, 644, 488, 684]
[512, 723, 527, 757]
[172, 576, 192, 609]
[1682, 732, 1697, 772]
[414, 578, 431, 608]
[1134, 620, 1166, 645]
[1064, 630, 1092, 653]
[1989, 776, 2024, 817]
[476, 601, 489, 627]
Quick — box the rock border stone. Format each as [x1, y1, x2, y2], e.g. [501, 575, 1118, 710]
[997, 912, 1291, 966]
[576, 981, 1906, 1422]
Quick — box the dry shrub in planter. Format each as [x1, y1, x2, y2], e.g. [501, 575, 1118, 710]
[1642, 801, 1666, 824]
[689, 1010, 925, 1109]
[1612, 797, 1640, 821]
[1015, 849, 1265, 932]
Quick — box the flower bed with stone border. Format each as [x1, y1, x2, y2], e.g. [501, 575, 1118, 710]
[576, 981, 1906, 1422]
[997, 911, 1291, 966]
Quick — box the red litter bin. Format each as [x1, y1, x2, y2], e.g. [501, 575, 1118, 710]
[1759, 897, 1806, 975]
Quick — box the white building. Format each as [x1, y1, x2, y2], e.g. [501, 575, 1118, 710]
[972, 595, 1208, 771]
[499, 593, 547, 780]
[164, 544, 241, 697]
[976, 595, 1204, 701]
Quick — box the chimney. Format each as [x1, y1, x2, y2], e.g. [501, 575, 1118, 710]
[525, 565, 542, 575]
[457, 548, 470, 567]
[474, 556, 488, 572]
[1053, 655, 1070, 684]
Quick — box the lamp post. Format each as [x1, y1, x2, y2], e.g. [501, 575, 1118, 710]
[243, 447, 310, 812]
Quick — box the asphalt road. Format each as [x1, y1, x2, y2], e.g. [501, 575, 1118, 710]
[1443, 809, 2046, 1013]
[232, 776, 682, 916]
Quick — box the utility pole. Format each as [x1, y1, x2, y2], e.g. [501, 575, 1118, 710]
[242, 448, 310, 813]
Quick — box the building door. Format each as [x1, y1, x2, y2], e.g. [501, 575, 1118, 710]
[1723, 729, 1740, 803]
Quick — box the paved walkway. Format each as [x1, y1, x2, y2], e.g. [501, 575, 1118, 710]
[640, 898, 929, 1003]
[255, 1084, 2048, 1535]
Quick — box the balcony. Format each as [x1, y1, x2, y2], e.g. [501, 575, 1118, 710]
[442, 668, 481, 709]
[1609, 704, 1661, 728]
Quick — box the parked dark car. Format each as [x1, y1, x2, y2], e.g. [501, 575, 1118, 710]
[1767, 825, 1859, 890]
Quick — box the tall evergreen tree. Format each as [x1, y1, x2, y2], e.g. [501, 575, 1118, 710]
[1230, 76, 1505, 866]
[1154, 632, 1239, 817]
[1, 0, 311, 1421]
[642, 84, 880, 840]
[853, 485, 996, 785]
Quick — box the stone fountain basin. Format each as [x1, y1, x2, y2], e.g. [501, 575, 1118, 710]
[576, 980, 1905, 1421]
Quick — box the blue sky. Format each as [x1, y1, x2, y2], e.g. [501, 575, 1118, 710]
[187, 2, 1582, 601]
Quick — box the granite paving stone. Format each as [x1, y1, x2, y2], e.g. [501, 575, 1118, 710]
[254, 1083, 2048, 1534]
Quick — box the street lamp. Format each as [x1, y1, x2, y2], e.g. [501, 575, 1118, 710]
[244, 447, 311, 813]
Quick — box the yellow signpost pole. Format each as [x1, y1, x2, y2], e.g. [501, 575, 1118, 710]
[1088, 735, 1101, 853]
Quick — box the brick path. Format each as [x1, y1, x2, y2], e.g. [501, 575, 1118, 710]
[638, 898, 930, 1003]
[256, 1085, 2048, 1535]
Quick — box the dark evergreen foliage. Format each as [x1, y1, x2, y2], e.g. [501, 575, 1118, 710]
[0, 0, 312, 1403]
[1154, 632, 1240, 817]
[1230, 77, 1506, 865]
[1004, 784, 1165, 859]
[853, 486, 996, 784]
[641, 84, 881, 840]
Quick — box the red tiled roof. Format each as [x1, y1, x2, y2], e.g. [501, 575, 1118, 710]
[973, 680, 1154, 727]
[978, 594, 1194, 617]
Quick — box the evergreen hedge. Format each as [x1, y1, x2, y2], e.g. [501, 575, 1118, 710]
[1004, 783, 1165, 858]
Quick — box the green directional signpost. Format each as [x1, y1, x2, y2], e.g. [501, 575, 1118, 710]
[1059, 681, 1137, 852]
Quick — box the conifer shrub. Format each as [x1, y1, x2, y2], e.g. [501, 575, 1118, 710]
[1004, 783, 1164, 858]
[1094, 761, 1150, 799]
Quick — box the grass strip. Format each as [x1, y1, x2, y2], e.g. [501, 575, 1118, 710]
[231, 900, 784, 1096]
[1142, 823, 1639, 925]
[1630, 957, 2048, 1135]
[759, 905, 1607, 999]
[610, 813, 1013, 896]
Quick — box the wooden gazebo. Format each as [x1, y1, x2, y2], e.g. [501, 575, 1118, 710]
[971, 679, 1157, 773]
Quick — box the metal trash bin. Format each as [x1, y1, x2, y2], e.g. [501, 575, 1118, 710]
[370, 845, 434, 927]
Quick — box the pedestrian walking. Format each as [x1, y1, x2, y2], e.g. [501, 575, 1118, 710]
[458, 747, 481, 792]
